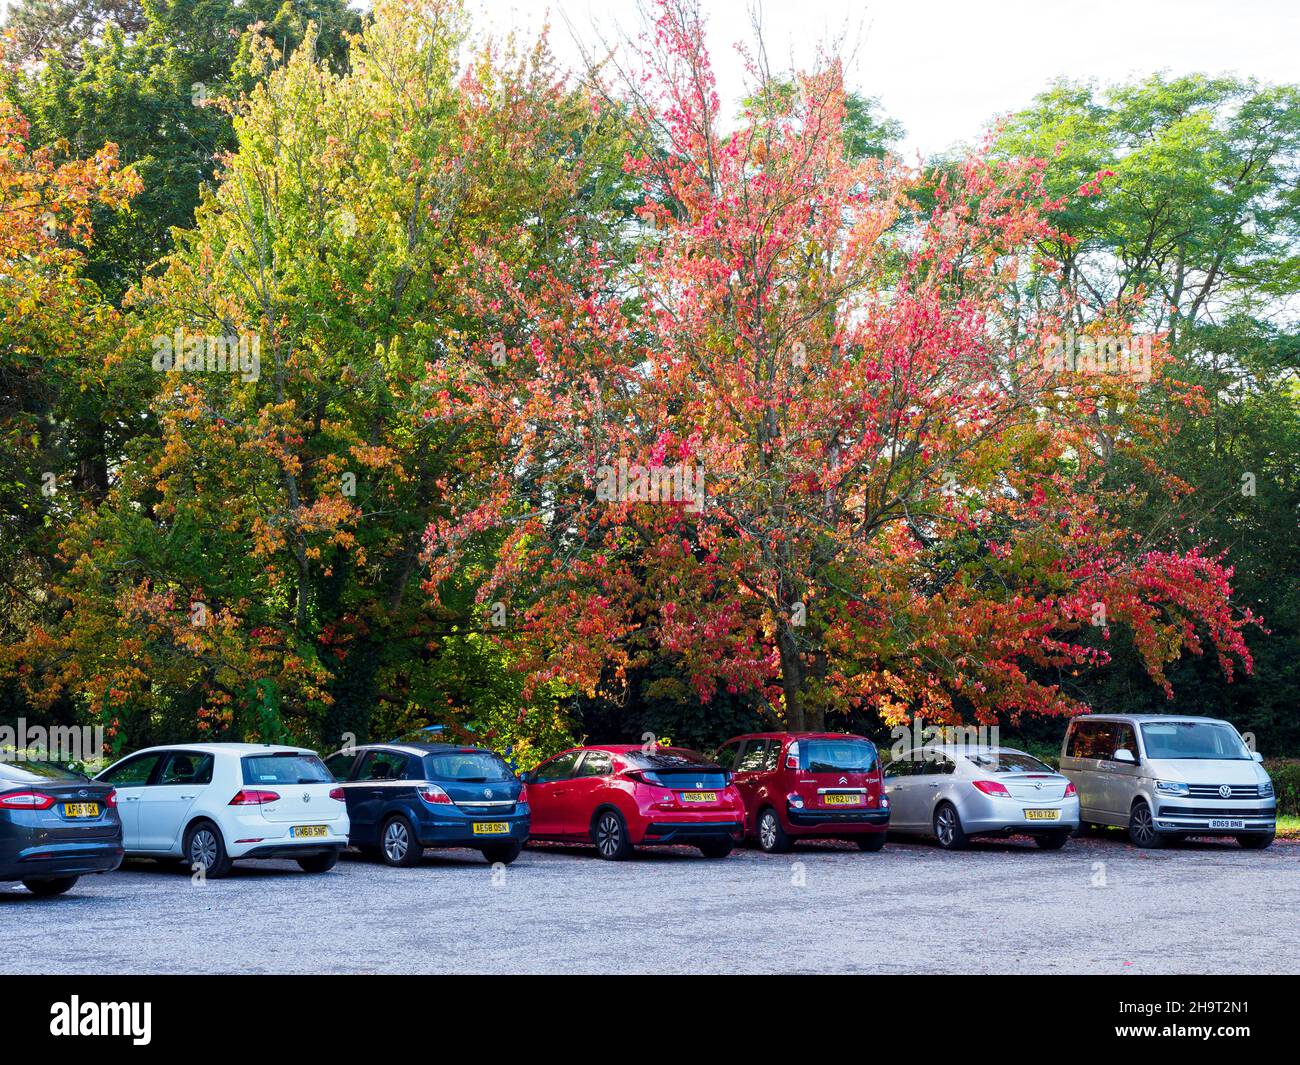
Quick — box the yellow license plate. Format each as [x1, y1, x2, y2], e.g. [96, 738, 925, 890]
[824, 793, 862, 805]
[291, 824, 328, 838]
[63, 803, 100, 818]
[1024, 809, 1060, 821]
[472, 822, 509, 835]
[680, 791, 717, 803]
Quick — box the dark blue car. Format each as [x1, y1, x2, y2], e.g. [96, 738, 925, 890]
[1, 757, 123, 895]
[323, 743, 529, 866]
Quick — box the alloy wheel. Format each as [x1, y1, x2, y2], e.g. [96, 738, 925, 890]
[1131, 804, 1157, 846]
[190, 829, 218, 871]
[760, 812, 778, 850]
[384, 820, 410, 863]
[935, 806, 956, 846]
[596, 813, 622, 857]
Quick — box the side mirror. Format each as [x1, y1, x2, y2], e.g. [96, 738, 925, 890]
[1252, 751, 1264, 763]
[1113, 748, 1136, 765]
[519, 770, 534, 785]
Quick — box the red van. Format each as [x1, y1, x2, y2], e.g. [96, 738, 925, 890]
[716, 732, 889, 852]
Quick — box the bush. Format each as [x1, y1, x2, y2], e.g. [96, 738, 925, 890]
[1265, 759, 1300, 816]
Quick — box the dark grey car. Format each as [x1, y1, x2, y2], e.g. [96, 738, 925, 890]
[0, 757, 123, 895]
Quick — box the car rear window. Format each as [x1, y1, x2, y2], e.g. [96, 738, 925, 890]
[626, 749, 727, 789]
[242, 753, 332, 785]
[0, 758, 84, 783]
[802, 739, 878, 773]
[425, 750, 512, 782]
[967, 752, 1055, 774]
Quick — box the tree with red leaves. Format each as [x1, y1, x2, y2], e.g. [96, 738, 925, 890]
[424, 0, 1255, 732]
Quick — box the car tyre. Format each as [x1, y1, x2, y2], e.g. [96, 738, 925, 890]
[757, 807, 792, 854]
[591, 808, 633, 860]
[380, 815, 422, 867]
[1238, 831, 1275, 850]
[933, 802, 969, 850]
[856, 833, 887, 852]
[1034, 830, 1071, 850]
[22, 876, 78, 896]
[697, 838, 733, 859]
[297, 850, 339, 873]
[481, 841, 524, 865]
[1127, 800, 1165, 848]
[185, 819, 234, 878]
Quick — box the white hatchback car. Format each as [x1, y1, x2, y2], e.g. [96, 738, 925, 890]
[94, 743, 349, 877]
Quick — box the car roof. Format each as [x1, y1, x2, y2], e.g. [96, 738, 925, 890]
[722, 732, 870, 743]
[1068, 714, 1232, 725]
[351, 742, 495, 756]
[119, 742, 315, 757]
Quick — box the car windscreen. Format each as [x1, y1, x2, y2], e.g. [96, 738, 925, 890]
[1139, 722, 1250, 760]
[803, 738, 878, 773]
[425, 750, 512, 783]
[0, 758, 85, 783]
[242, 753, 333, 784]
[626, 749, 727, 788]
[966, 752, 1055, 774]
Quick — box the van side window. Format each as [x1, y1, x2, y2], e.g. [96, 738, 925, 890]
[1067, 722, 1098, 758]
[1110, 723, 1137, 761]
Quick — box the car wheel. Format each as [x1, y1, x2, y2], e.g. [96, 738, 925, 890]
[591, 809, 633, 860]
[757, 808, 792, 854]
[1127, 800, 1165, 848]
[185, 820, 234, 878]
[933, 802, 968, 850]
[856, 833, 886, 852]
[481, 841, 524, 865]
[297, 851, 339, 873]
[380, 815, 422, 867]
[697, 838, 733, 859]
[1238, 831, 1276, 850]
[22, 876, 78, 896]
[1034, 830, 1072, 850]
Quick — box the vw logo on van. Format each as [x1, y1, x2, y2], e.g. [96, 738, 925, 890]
[1219, 784, 1232, 798]
[303, 793, 311, 804]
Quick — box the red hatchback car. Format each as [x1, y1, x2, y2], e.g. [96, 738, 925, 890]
[522, 745, 745, 860]
[716, 732, 889, 852]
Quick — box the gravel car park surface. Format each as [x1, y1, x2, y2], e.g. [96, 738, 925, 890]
[4, 834, 1297, 974]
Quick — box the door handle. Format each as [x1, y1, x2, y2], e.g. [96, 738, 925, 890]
[553, 789, 567, 797]
[122, 796, 139, 801]
[928, 783, 940, 788]
[180, 794, 195, 800]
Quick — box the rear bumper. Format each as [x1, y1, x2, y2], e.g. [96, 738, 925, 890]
[239, 842, 346, 860]
[642, 820, 743, 844]
[416, 808, 530, 848]
[0, 839, 124, 881]
[788, 807, 889, 829]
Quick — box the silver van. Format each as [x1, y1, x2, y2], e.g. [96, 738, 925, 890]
[1059, 715, 1276, 849]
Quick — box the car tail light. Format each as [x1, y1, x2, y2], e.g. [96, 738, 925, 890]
[517, 783, 529, 805]
[229, 789, 280, 805]
[105, 788, 118, 808]
[329, 787, 345, 801]
[0, 790, 56, 810]
[418, 784, 452, 805]
[785, 741, 800, 770]
[971, 779, 1011, 797]
[624, 770, 665, 787]
[1065, 781, 1077, 797]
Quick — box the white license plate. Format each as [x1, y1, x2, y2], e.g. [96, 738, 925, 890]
[1208, 819, 1245, 830]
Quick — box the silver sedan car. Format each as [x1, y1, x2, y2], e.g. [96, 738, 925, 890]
[884, 745, 1080, 849]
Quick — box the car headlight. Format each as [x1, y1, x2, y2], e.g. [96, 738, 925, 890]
[1260, 780, 1274, 797]
[1155, 780, 1189, 796]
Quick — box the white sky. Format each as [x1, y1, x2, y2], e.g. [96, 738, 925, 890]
[470, 0, 1300, 158]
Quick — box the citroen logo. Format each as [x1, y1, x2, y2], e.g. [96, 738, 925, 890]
[839, 776, 848, 785]
[1219, 784, 1232, 798]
